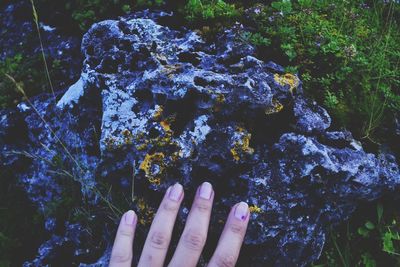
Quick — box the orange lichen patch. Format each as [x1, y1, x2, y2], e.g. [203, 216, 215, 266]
[160, 120, 172, 133]
[135, 197, 156, 226]
[153, 105, 164, 120]
[249, 205, 263, 213]
[230, 128, 254, 162]
[139, 152, 165, 183]
[274, 73, 299, 93]
[265, 99, 284, 115]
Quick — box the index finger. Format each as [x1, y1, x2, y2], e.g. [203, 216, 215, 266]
[109, 210, 137, 267]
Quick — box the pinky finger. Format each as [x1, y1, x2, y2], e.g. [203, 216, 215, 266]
[109, 210, 137, 267]
[208, 202, 249, 267]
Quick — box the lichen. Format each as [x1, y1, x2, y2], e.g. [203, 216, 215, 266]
[249, 205, 263, 213]
[139, 152, 165, 184]
[152, 105, 164, 120]
[265, 99, 284, 115]
[230, 127, 254, 162]
[274, 73, 300, 93]
[121, 129, 133, 144]
[135, 197, 156, 226]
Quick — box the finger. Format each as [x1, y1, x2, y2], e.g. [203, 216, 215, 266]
[208, 202, 250, 267]
[138, 183, 184, 267]
[168, 182, 214, 267]
[109, 210, 137, 267]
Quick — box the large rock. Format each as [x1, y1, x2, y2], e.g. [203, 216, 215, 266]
[1, 11, 399, 266]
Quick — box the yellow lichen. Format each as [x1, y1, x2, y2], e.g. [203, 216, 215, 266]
[249, 205, 263, 213]
[216, 93, 225, 104]
[135, 197, 156, 226]
[274, 73, 299, 93]
[136, 143, 148, 151]
[160, 120, 172, 133]
[265, 99, 284, 115]
[230, 128, 254, 162]
[153, 105, 164, 120]
[139, 152, 165, 183]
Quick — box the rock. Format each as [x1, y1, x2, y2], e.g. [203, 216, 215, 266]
[1, 12, 399, 267]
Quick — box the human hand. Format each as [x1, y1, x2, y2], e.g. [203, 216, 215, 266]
[109, 182, 250, 267]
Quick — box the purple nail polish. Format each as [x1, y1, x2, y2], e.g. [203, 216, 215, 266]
[169, 183, 183, 201]
[125, 210, 136, 225]
[199, 182, 213, 200]
[234, 202, 249, 221]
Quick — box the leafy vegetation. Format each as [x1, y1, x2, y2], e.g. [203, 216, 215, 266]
[313, 199, 400, 266]
[249, 0, 400, 143]
[184, 0, 240, 22]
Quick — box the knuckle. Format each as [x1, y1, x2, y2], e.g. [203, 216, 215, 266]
[149, 231, 169, 249]
[215, 253, 236, 267]
[162, 201, 179, 213]
[228, 223, 245, 236]
[194, 201, 211, 213]
[110, 251, 132, 264]
[118, 228, 134, 238]
[183, 230, 206, 251]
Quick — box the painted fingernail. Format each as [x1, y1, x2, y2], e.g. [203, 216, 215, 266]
[234, 202, 249, 221]
[125, 210, 136, 225]
[169, 183, 183, 201]
[199, 182, 213, 199]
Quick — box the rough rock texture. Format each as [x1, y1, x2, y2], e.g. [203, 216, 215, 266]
[1, 11, 400, 266]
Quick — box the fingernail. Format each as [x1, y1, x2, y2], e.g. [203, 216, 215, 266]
[234, 202, 249, 221]
[169, 183, 183, 201]
[125, 210, 136, 225]
[199, 182, 213, 199]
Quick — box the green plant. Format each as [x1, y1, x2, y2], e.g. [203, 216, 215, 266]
[314, 200, 400, 266]
[242, 0, 400, 142]
[184, 0, 240, 22]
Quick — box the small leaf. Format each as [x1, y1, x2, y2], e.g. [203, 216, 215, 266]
[365, 221, 375, 230]
[383, 232, 395, 253]
[358, 227, 369, 237]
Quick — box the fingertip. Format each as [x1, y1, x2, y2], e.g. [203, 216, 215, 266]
[124, 210, 137, 226]
[233, 202, 249, 222]
[168, 182, 184, 201]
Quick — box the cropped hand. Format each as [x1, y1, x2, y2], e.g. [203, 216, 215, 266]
[109, 182, 250, 267]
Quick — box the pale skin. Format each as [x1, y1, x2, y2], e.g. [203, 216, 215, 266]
[109, 182, 250, 267]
